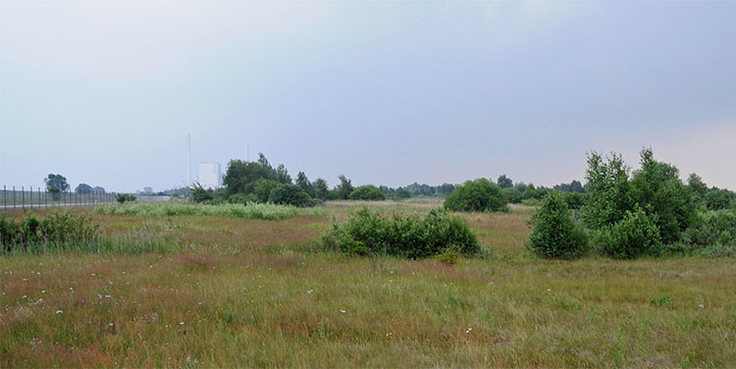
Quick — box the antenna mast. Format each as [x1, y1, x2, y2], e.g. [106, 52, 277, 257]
[187, 134, 191, 186]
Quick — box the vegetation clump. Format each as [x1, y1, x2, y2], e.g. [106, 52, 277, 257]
[322, 207, 480, 259]
[96, 202, 310, 220]
[527, 192, 588, 259]
[594, 207, 662, 259]
[349, 185, 386, 201]
[1, 212, 100, 253]
[444, 178, 508, 213]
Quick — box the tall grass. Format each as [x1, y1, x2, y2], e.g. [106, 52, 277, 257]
[95, 202, 317, 220]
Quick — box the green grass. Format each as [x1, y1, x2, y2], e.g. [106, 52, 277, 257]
[1, 201, 734, 367]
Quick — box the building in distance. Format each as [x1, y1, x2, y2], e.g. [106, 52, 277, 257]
[198, 163, 221, 189]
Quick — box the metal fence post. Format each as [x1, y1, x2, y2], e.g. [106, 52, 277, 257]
[13, 185, 16, 208]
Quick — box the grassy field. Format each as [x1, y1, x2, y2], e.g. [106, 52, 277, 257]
[1, 200, 734, 367]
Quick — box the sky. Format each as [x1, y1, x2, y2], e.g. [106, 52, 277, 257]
[1, 0, 735, 193]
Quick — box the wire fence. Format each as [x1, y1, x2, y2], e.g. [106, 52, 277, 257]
[1, 185, 171, 211]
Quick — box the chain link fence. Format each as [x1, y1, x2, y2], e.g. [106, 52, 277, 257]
[1, 185, 171, 211]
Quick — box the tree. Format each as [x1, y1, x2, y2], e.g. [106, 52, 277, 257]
[349, 185, 386, 201]
[581, 152, 633, 230]
[444, 178, 508, 212]
[705, 189, 735, 211]
[630, 148, 696, 244]
[190, 183, 213, 203]
[75, 183, 92, 194]
[296, 172, 315, 197]
[222, 153, 293, 196]
[502, 187, 522, 204]
[336, 175, 354, 200]
[44, 174, 69, 193]
[275, 164, 292, 184]
[313, 178, 329, 200]
[268, 183, 311, 207]
[528, 191, 589, 259]
[497, 174, 513, 189]
[687, 173, 708, 198]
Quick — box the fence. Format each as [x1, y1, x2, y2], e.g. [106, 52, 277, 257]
[0, 185, 169, 211]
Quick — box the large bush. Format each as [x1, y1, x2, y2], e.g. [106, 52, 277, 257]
[581, 152, 633, 229]
[444, 178, 507, 212]
[528, 192, 588, 259]
[322, 207, 480, 259]
[595, 207, 662, 259]
[268, 183, 312, 207]
[1, 212, 100, 253]
[630, 148, 696, 244]
[682, 209, 736, 247]
[349, 185, 386, 201]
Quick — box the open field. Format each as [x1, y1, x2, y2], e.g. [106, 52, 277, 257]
[1, 201, 735, 367]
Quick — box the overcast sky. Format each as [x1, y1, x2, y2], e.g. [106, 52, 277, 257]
[1, 0, 735, 192]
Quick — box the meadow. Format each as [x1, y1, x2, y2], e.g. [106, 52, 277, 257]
[1, 200, 734, 367]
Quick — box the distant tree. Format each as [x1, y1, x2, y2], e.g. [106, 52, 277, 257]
[252, 179, 280, 203]
[75, 183, 92, 194]
[295, 171, 315, 197]
[514, 181, 528, 193]
[116, 194, 137, 203]
[92, 186, 106, 194]
[45, 174, 69, 193]
[554, 180, 585, 193]
[444, 178, 508, 212]
[349, 185, 386, 201]
[222, 153, 293, 196]
[268, 183, 311, 207]
[704, 188, 735, 211]
[313, 178, 329, 200]
[497, 174, 513, 189]
[336, 175, 354, 200]
[687, 173, 708, 204]
[501, 187, 522, 204]
[275, 164, 292, 184]
[190, 183, 213, 203]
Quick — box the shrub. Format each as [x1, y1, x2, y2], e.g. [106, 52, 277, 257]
[349, 185, 386, 201]
[528, 192, 588, 259]
[501, 187, 522, 204]
[630, 149, 697, 244]
[595, 207, 662, 259]
[0, 211, 100, 253]
[444, 178, 507, 212]
[227, 193, 249, 204]
[116, 194, 137, 203]
[322, 207, 480, 259]
[268, 183, 312, 207]
[681, 209, 736, 247]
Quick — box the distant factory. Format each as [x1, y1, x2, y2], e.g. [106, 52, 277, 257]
[198, 163, 221, 189]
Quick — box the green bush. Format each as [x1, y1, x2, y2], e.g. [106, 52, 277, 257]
[322, 207, 480, 259]
[681, 209, 736, 247]
[704, 189, 736, 211]
[0, 211, 100, 253]
[501, 187, 522, 204]
[268, 183, 312, 207]
[349, 185, 386, 201]
[528, 192, 589, 259]
[595, 207, 662, 259]
[116, 194, 137, 203]
[444, 178, 507, 213]
[227, 193, 249, 204]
